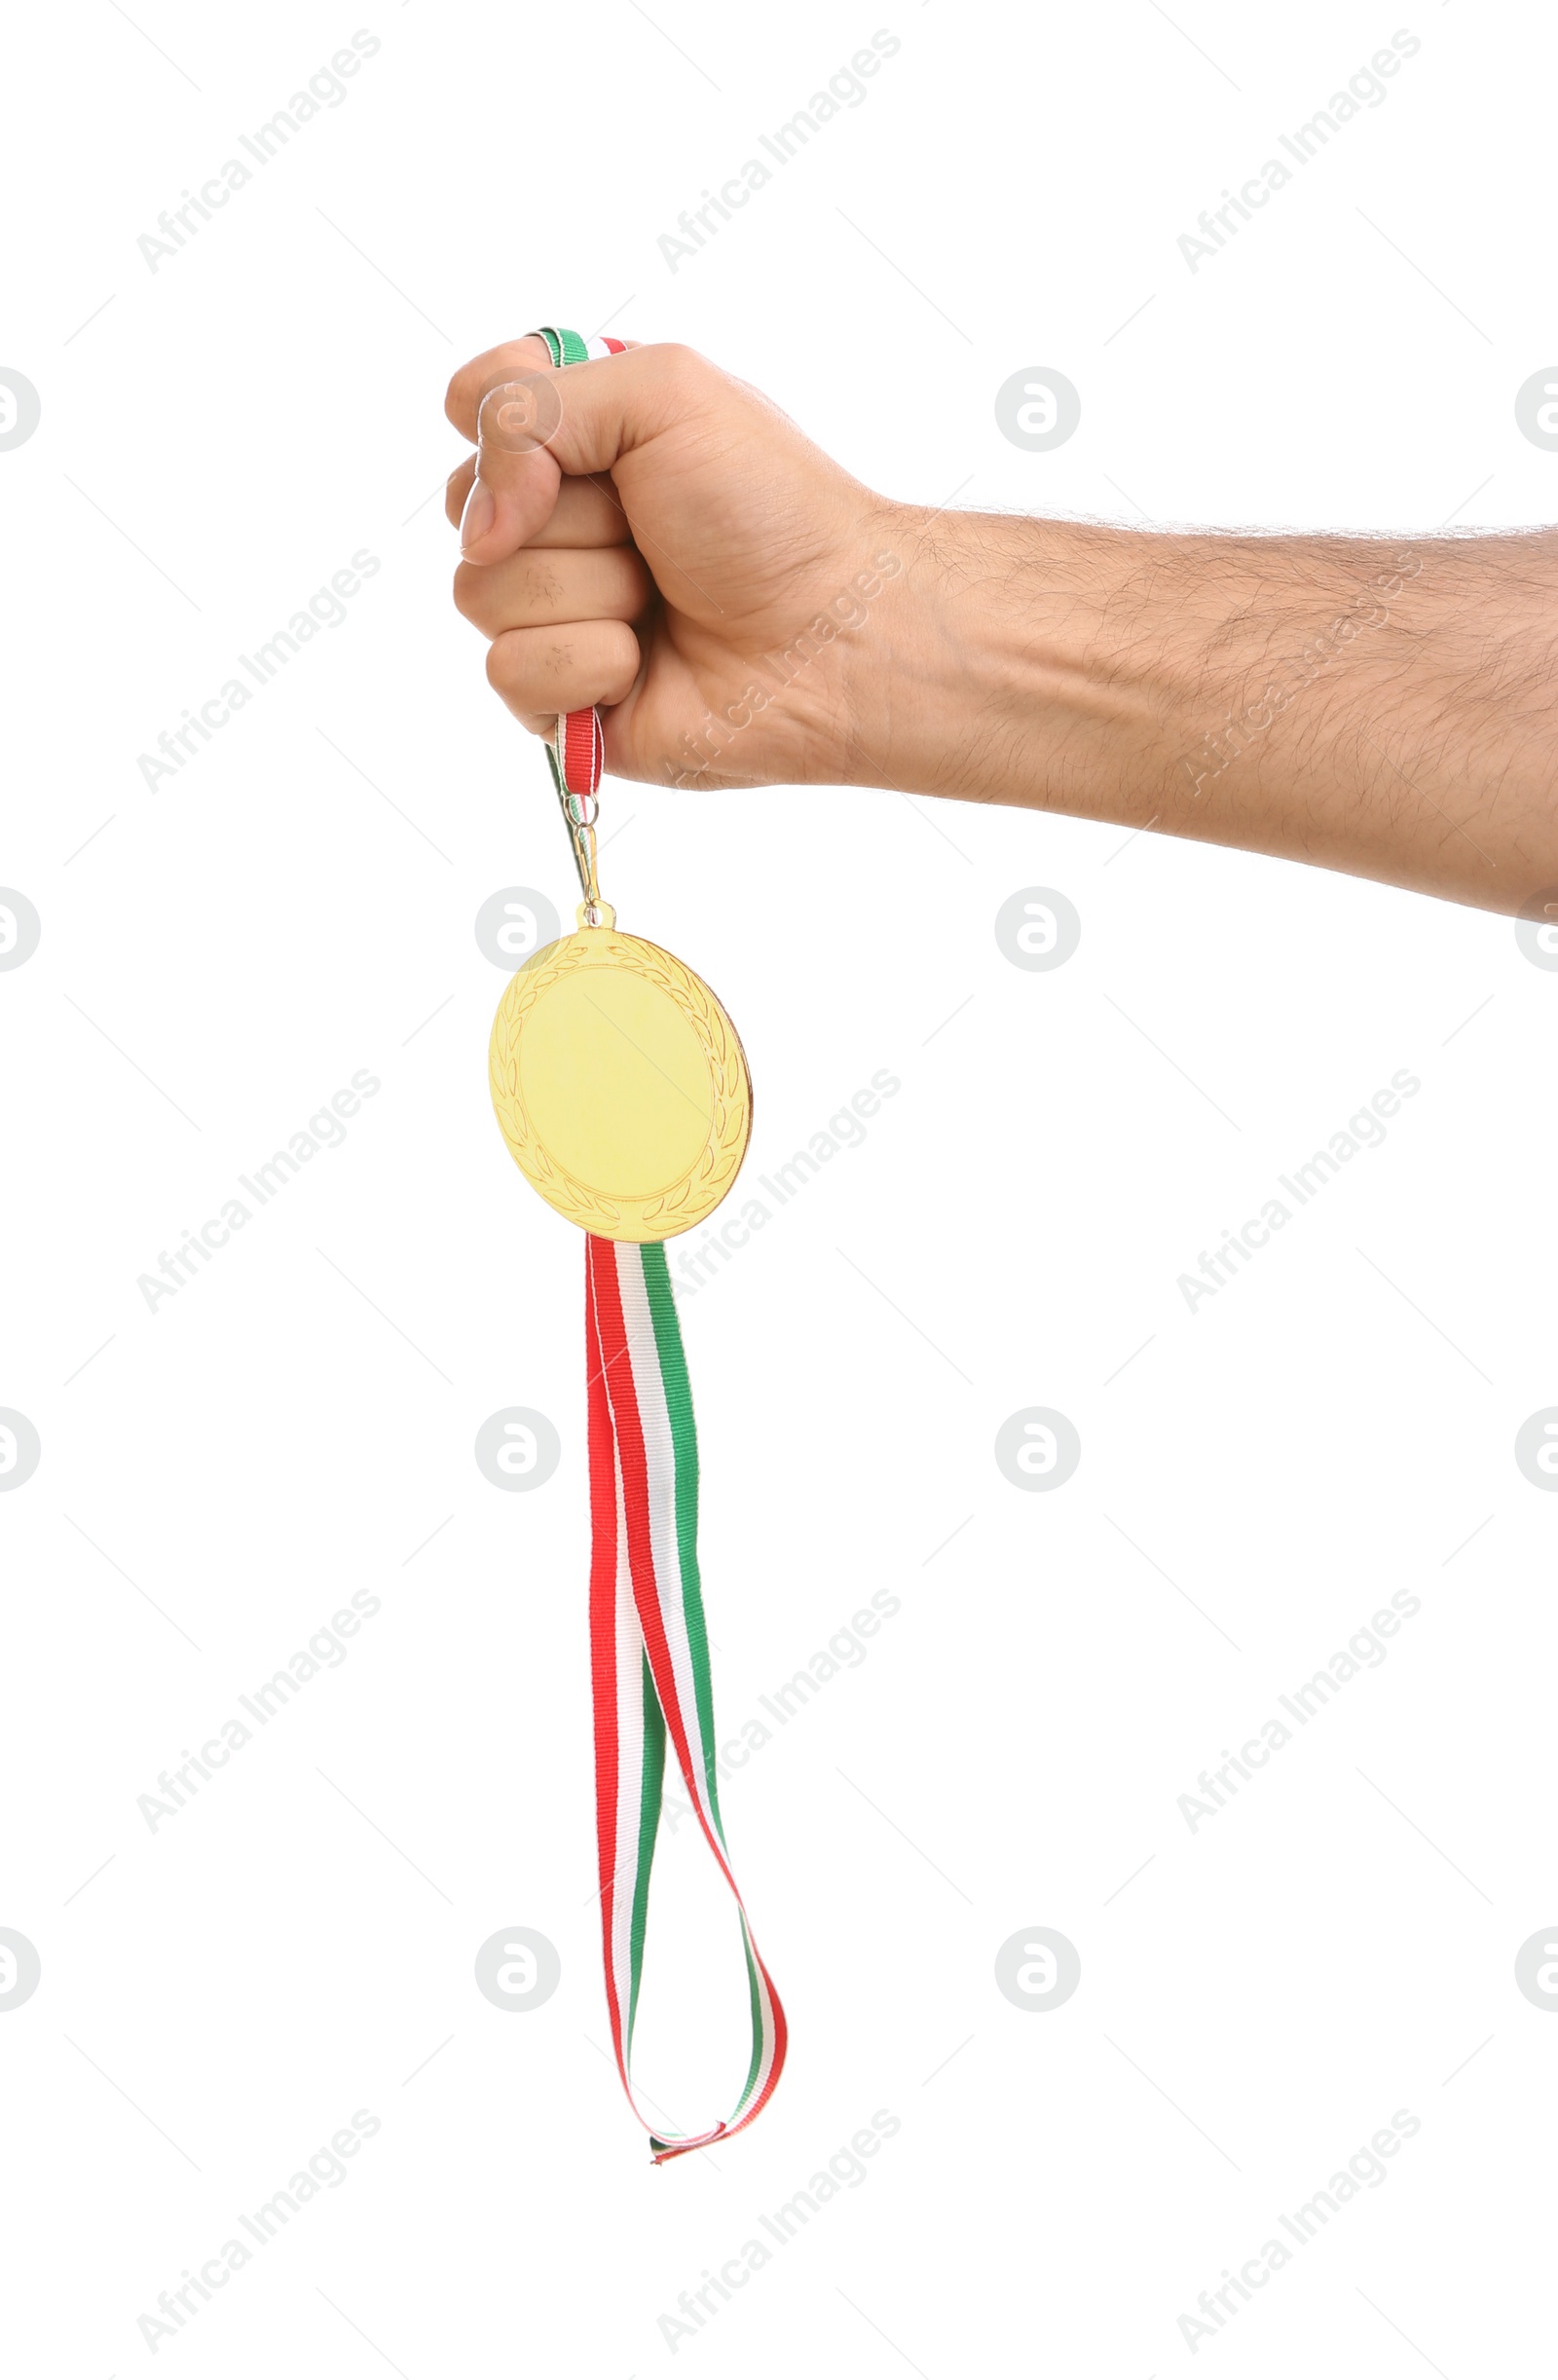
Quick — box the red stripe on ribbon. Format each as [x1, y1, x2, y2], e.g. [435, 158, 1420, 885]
[559, 706, 603, 797]
[585, 1244, 629, 2074]
[589, 1243, 723, 1871]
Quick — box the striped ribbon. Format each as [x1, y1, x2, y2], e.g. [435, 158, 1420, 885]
[530, 324, 626, 801]
[585, 1234, 788, 2161]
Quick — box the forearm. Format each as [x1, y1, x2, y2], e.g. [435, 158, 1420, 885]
[853, 508, 1558, 912]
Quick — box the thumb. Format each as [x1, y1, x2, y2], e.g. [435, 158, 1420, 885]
[453, 333, 650, 566]
[455, 332, 564, 563]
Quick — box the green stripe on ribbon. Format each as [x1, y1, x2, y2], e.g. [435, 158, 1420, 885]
[627, 1651, 664, 2046]
[641, 1243, 725, 1844]
[531, 323, 589, 366]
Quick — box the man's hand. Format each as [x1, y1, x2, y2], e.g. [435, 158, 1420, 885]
[445, 336, 903, 791]
[446, 334, 1558, 912]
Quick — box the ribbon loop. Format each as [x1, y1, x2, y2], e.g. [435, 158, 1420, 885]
[585, 1236, 787, 2161]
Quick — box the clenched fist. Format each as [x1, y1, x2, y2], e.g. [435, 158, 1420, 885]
[445, 336, 912, 792]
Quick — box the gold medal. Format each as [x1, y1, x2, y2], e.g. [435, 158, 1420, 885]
[489, 900, 752, 1242]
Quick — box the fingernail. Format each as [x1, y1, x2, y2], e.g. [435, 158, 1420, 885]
[460, 479, 496, 550]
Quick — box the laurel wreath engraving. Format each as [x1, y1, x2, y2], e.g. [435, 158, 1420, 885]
[489, 933, 750, 1240]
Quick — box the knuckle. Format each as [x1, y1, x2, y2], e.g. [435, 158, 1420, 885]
[485, 627, 575, 697]
[445, 336, 552, 432]
[444, 366, 477, 432]
[451, 562, 484, 623]
[653, 341, 706, 389]
[485, 633, 520, 694]
[484, 633, 522, 693]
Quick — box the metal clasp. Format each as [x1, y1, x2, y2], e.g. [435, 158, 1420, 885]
[545, 742, 607, 925]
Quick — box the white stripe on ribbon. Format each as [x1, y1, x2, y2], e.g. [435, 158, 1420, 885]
[612, 1250, 719, 1841]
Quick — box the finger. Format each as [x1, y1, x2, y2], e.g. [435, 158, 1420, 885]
[447, 335, 645, 564]
[444, 334, 556, 440]
[460, 406, 562, 563]
[453, 544, 651, 638]
[522, 343, 713, 479]
[443, 333, 642, 441]
[444, 464, 631, 547]
[446, 334, 565, 561]
[445, 453, 475, 528]
[457, 341, 702, 567]
[485, 618, 642, 722]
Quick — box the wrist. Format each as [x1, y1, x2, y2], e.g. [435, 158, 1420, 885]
[835, 505, 1184, 813]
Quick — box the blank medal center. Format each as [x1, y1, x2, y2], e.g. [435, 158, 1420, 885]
[520, 967, 711, 1196]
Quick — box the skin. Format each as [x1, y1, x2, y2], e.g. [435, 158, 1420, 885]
[447, 335, 1558, 915]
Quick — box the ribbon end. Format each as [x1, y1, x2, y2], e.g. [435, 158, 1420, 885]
[649, 2122, 729, 2167]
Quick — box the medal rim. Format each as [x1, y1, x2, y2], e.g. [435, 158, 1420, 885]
[489, 926, 753, 1242]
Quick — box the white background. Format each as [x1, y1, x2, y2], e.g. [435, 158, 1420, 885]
[4, 0, 1556, 2371]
